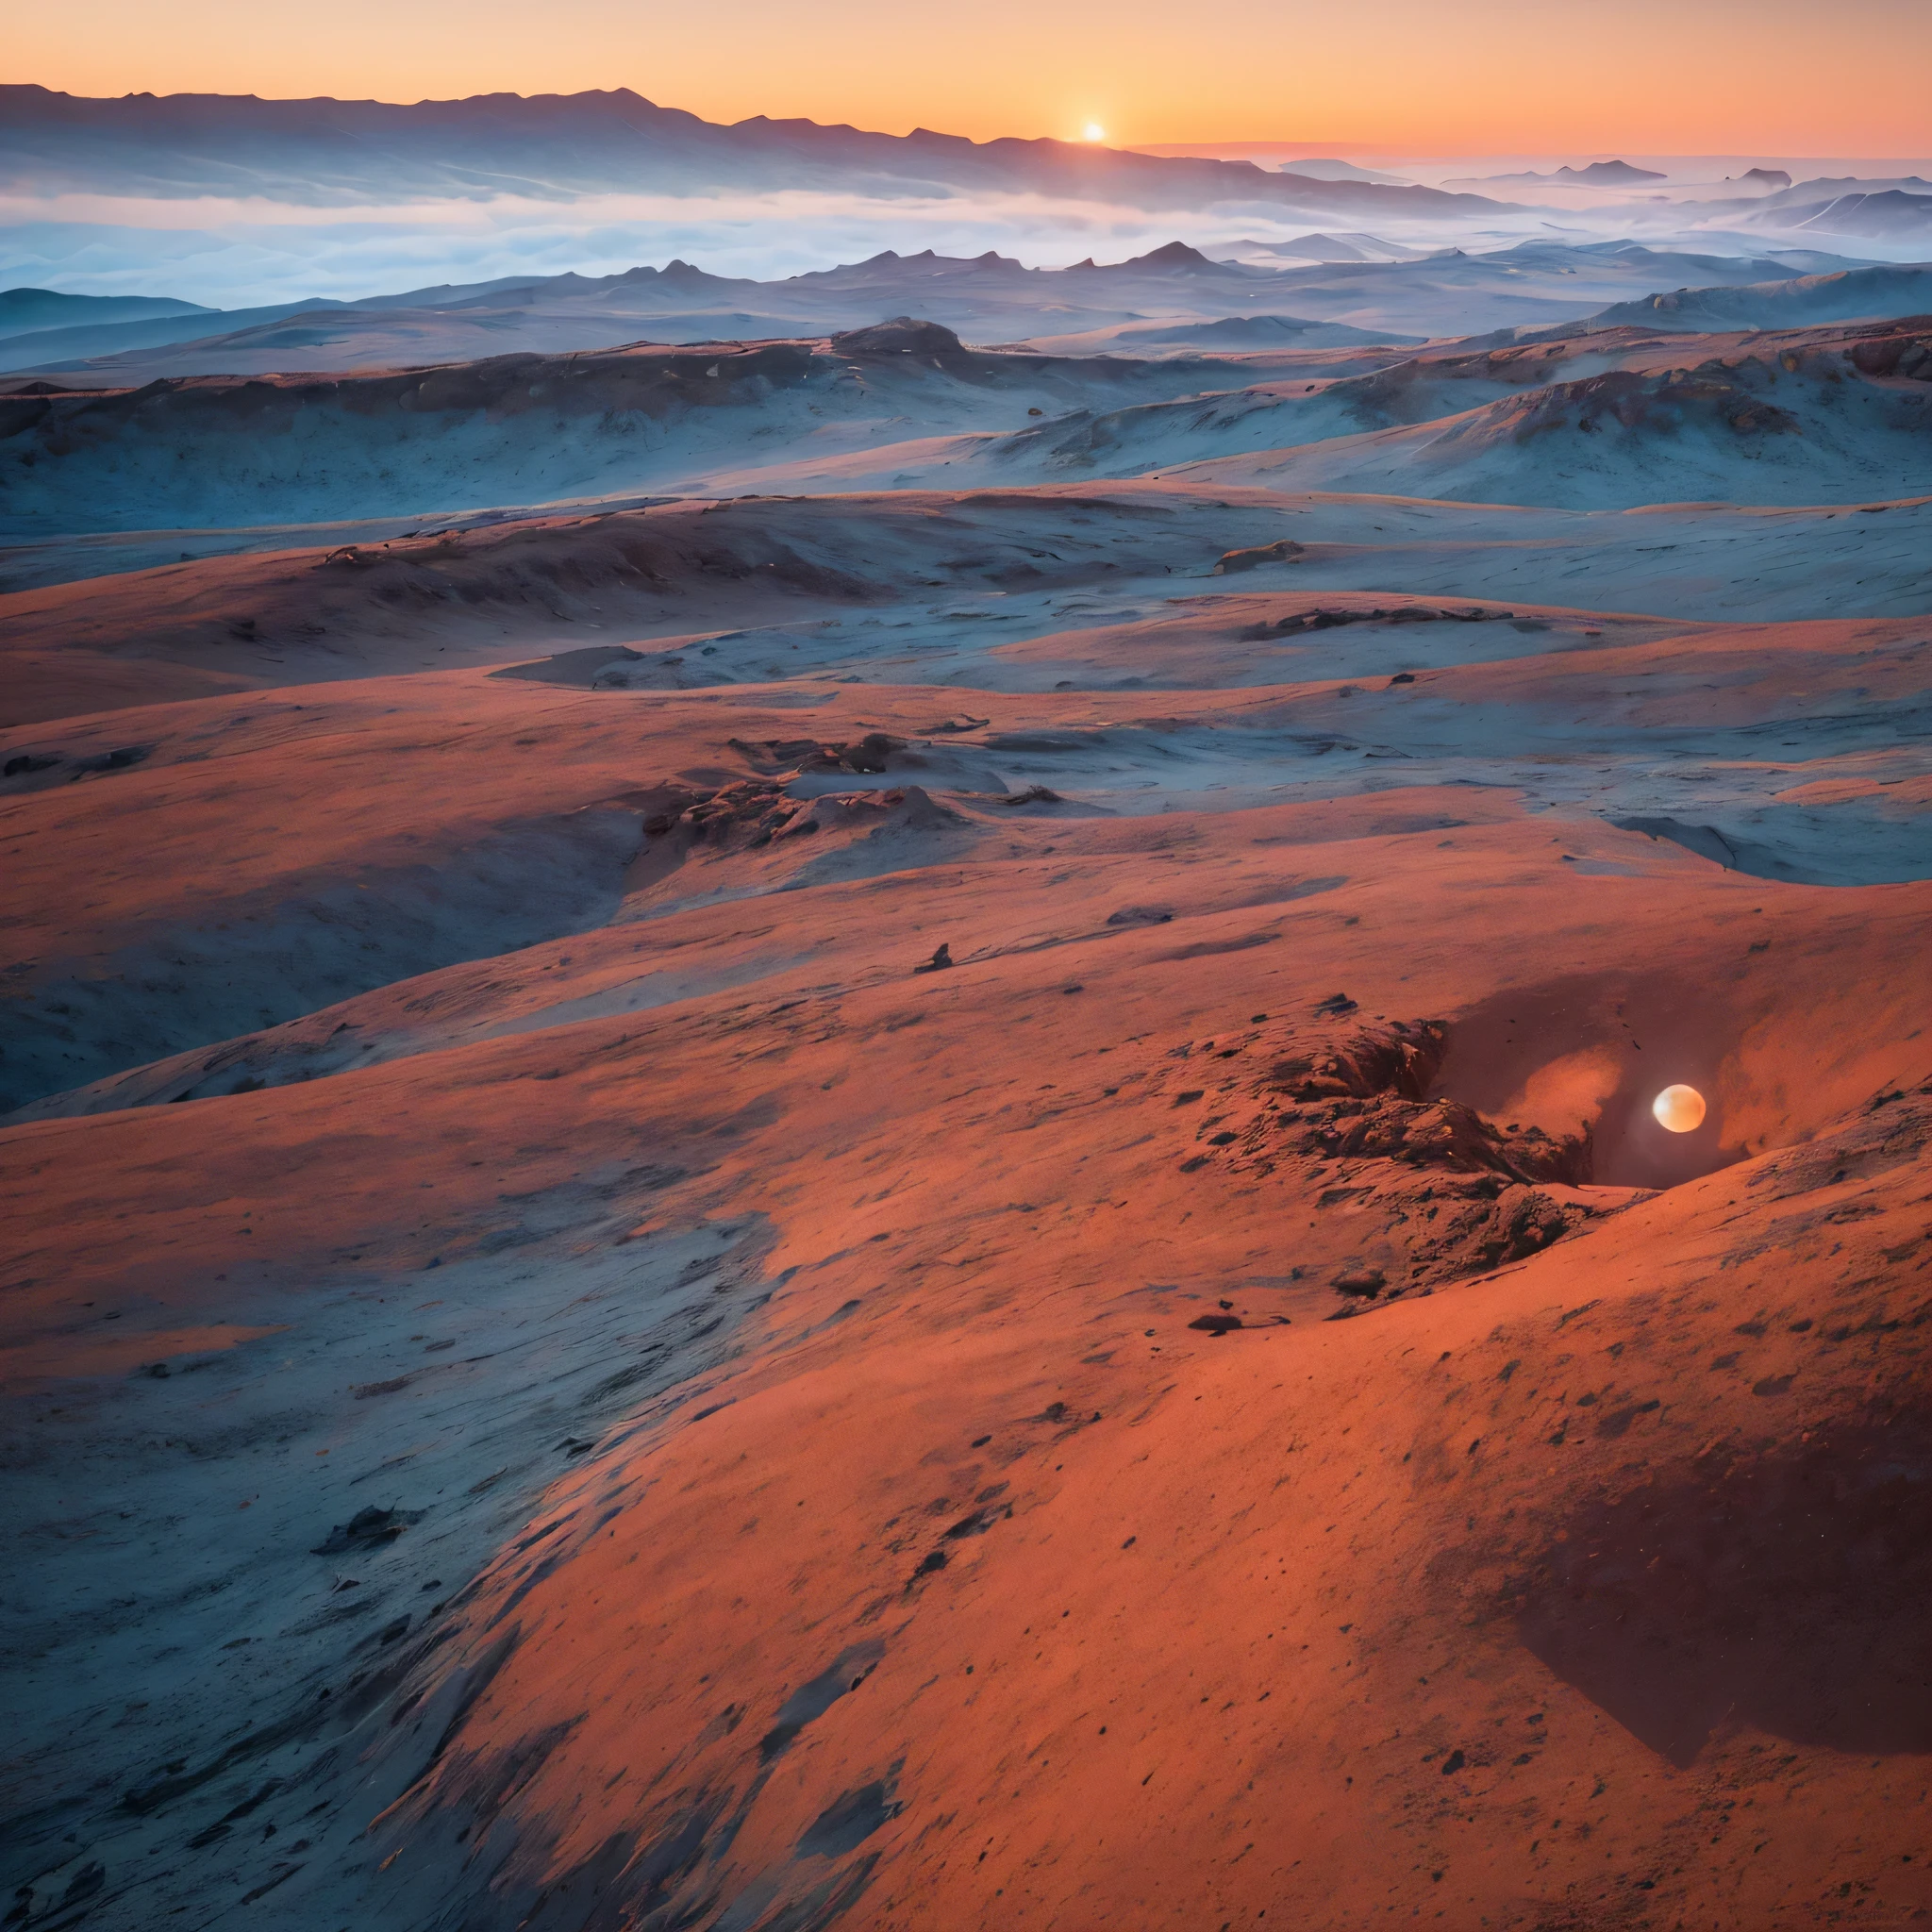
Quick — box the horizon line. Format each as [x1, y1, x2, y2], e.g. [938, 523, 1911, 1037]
[7, 84, 1932, 165]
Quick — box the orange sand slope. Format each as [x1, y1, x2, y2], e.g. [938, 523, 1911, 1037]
[3, 458, 1932, 1924]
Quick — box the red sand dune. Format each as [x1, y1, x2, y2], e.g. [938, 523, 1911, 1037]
[5, 605, 1931, 1924]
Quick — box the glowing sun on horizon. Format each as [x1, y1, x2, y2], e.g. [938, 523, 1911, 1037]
[1081, 123, 1108, 143]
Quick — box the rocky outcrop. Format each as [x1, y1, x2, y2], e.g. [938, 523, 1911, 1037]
[828, 316, 964, 357]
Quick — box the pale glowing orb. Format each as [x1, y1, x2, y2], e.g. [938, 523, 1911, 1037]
[1651, 1084, 1707, 1134]
[1082, 123, 1107, 143]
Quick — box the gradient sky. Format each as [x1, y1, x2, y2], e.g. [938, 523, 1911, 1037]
[9, 0, 1931, 156]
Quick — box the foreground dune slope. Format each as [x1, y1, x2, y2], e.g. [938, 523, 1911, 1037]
[365, 1076, 1932, 1932]
[4, 632, 1932, 1927]
[4, 280, 1932, 1929]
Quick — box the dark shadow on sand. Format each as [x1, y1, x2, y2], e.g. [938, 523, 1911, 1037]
[1516, 1402, 1932, 1765]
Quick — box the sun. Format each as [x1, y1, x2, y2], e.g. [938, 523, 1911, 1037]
[1081, 123, 1108, 143]
[1651, 1084, 1707, 1133]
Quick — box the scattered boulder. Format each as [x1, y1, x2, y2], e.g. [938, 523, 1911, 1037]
[1269, 1019, 1444, 1104]
[728, 732, 907, 775]
[777, 785, 961, 841]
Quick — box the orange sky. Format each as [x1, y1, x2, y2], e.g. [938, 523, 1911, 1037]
[8, 0, 1931, 157]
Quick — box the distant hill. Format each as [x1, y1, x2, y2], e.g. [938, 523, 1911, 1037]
[0, 288, 210, 341]
[1554, 160, 1668, 186]
[0, 299, 344, 366]
[1275, 158, 1412, 187]
[1090, 313, 1419, 349]
[1221, 233, 1428, 264]
[1779, 191, 1932, 242]
[1726, 175, 1932, 223]
[1532, 262, 1932, 336]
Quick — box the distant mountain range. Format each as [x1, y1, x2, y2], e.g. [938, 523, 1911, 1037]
[1448, 159, 1668, 189]
[1425, 162, 1932, 248]
[0, 85, 1507, 220]
[1, 238, 1892, 382]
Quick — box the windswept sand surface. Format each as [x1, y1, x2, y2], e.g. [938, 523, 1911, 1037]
[4, 306, 1932, 1932]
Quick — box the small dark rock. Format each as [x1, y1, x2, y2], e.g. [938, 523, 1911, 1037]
[1188, 1313, 1242, 1334]
[311, 1506, 420, 1556]
[1331, 1270, 1387, 1298]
